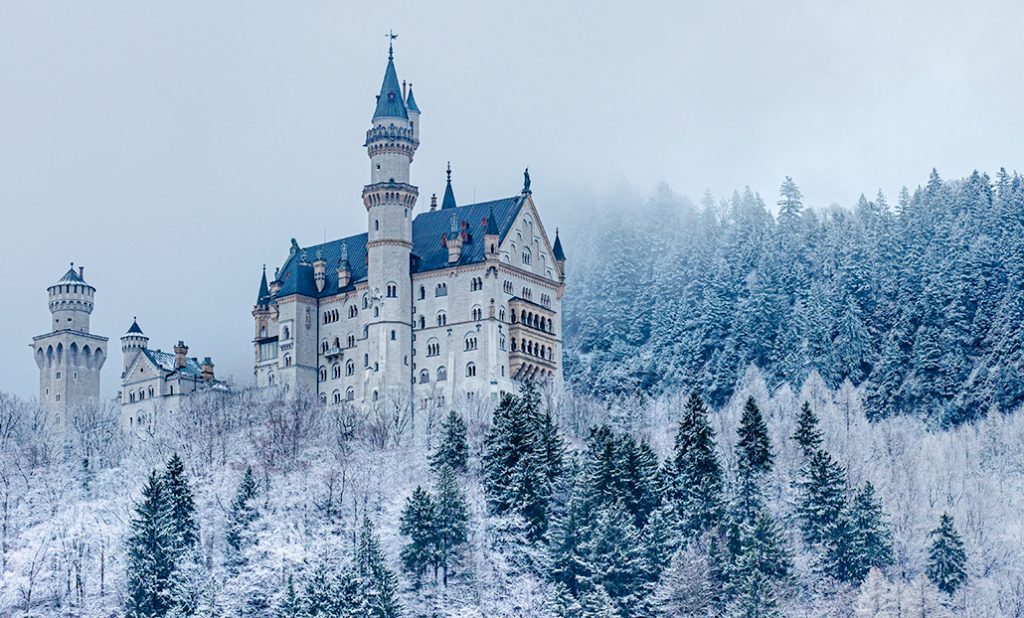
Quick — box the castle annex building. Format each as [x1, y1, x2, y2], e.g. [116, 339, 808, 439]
[253, 44, 566, 407]
[32, 264, 108, 427]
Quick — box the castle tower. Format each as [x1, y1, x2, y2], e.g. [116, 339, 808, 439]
[120, 318, 149, 376]
[32, 263, 108, 427]
[361, 39, 418, 402]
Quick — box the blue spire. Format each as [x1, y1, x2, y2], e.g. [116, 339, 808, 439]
[256, 265, 271, 305]
[373, 44, 408, 120]
[406, 83, 420, 113]
[485, 205, 499, 235]
[127, 317, 144, 335]
[441, 162, 457, 210]
[552, 228, 566, 261]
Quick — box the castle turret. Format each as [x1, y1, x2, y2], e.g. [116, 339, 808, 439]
[174, 341, 189, 370]
[32, 263, 108, 426]
[337, 242, 352, 290]
[362, 39, 418, 401]
[484, 204, 500, 257]
[553, 228, 567, 283]
[406, 83, 420, 141]
[121, 317, 149, 375]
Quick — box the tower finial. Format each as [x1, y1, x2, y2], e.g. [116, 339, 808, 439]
[387, 30, 398, 60]
[446, 161, 452, 183]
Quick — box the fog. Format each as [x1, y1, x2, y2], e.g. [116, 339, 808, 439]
[1, 0, 1021, 398]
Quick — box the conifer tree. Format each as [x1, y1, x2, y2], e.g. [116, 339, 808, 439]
[126, 469, 174, 618]
[735, 397, 774, 519]
[430, 410, 468, 474]
[399, 486, 436, 586]
[275, 575, 304, 618]
[670, 393, 723, 537]
[736, 510, 791, 585]
[927, 512, 968, 595]
[728, 570, 783, 618]
[579, 500, 647, 612]
[795, 448, 846, 546]
[355, 517, 403, 617]
[849, 482, 894, 573]
[226, 467, 260, 566]
[433, 465, 469, 586]
[549, 493, 588, 597]
[578, 585, 620, 618]
[792, 401, 822, 457]
[162, 453, 198, 555]
[546, 582, 583, 618]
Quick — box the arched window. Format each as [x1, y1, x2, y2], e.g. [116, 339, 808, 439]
[419, 369, 430, 384]
[284, 354, 292, 367]
[436, 282, 448, 297]
[346, 359, 355, 376]
[362, 294, 369, 309]
[333, 390, 341, 404]
[466, 362, 477, 377]
[346, 387, 355, 401]
[386, 283, 398, 298]
[500, 335, 506, 351]
[426, 339, 440, 357]
[436, 312, 447, 327]
[503, 280, 514, 294]
[465, 335, 478, 351]
[437, 366, 448, 381]
[499, 307, 506, 321]
[390, 330, 396, 341]
[282, 326, 290, 340]
[418, 285, 426, 300]
[349, 305, 358, 318]
[522, 248, 532, 265]
[472, 306, 483, 321]
[418, 315, 426, 329]
[347, 334, 356, 347]
[319, 366, 327, 382]
[332, 364, 341, 379]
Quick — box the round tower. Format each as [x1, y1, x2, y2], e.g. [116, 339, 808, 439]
[121, 317, 149, 373]
[362, 40, 418, 401]
[48, 262, 95, 333]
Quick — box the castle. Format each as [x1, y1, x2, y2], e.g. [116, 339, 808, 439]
[252, 42, 566, 408]
[31, 264, 108, 430]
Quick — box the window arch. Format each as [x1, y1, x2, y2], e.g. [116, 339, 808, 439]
[282, 326, 290, 340]
[346, 359, 355, 376]
[465, 362, 477, 377]
[437, 366, 448, 381]
[319, 365, 327, 382]
[465, 334, 478, 351]
[418, 285, 426, 300]
[471, 306, 483, 321]
[522, 248, 532, 265]
[346, 387, 355, 401]
[419, 369, 430, 384]
[284, 354, 292, 367]
[436, 311, 447, 327]
[332, 363, 341, 379]
[333, 390, 341, 404]
[386, 282, 398, 298]
[426, 338, 440, 357]
[418, 315, 426, 329]
[349, 305, 358, 318]
[347, 333, 356, 347]
[435, 282, 448, 297]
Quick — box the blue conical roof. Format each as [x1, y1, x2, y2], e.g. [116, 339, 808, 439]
[406, 85, 420, 113]
[553, 229, 566, 261]
[126, 318, 144, 335]
[55, 263, 85, 284]
[485, 205, 499, 235]
[373, 49, 408, 121]
[256, 266, 271, 305]
[441, 163, 457, 210]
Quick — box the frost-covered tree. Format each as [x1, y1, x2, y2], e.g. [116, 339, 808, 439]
[399, 486, 436, 586]
[669, 393, 723, 537]
[795, 448, 846, 546]
[927, 512, 967, 595]
[792, 401, 822, 457]
[126, 470, 174, 618]
[735, 397, 773, 518]
[355, 517, 403, 617]
[274, 575, 303, 618]
[430, 410, 468, 474]
[433, 466, 469, 586]
[162, 454, 198, 556]
[225, 467, 259, 567]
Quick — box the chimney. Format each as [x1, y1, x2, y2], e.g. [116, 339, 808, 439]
[78, 266, 85, 279]
[447, 214, 463, 264]
[200, 357, 215, 381]
[174, 341, 189, 369]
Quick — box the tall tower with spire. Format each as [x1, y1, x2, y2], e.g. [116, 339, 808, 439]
[361, 37, 419, 401]
[32, 263, 108, 428]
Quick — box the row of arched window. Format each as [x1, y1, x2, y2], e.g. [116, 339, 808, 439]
[127, 385, 156, 403]
[512, 310, 554, 334]
[512, 338, 554, 361]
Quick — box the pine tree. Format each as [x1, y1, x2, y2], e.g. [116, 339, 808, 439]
[430, 410, 468, 474]
[547, 582, 583, 618]
[735, 510, 791, 585]
[652, 547, 714, 618]
[399, 486, 436, 586]
[795, 448, 846, 546]
[433, 465, 469, 586]
[727, 570, 783, 618]
[735, 397, 773, 519]
[126, 470, 174, 618]
[669, 393, 724, 537]
[579, 500, 647, 612]
[549, 493, 588, 597]
[275, 575, 304, 618]
[578, 585, 620, 618]
[226, 467, 260, 566]
[777, 176, 804, 228]
[792, 401, 822, 457]
[849, 482, 893, 574]
[927, 512, 968, 595]
[355, 517, 403, 617]
[162, 453, 198, 555]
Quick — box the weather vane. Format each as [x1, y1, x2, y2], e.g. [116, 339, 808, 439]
[387, 30, 398, 59]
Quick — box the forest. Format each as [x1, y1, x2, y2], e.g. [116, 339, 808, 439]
[3, 169, 1024, 617]
[564, 170, 1024, 427]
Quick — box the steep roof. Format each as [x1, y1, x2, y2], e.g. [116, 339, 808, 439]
[256, 267, 271, 305]
[272, 195, 526, 299]
[553, 229, 566, 261]
[143, 349, 203, 377]
[373, 52, 408, 120]
[126, 319, 144, 335]
[55, 265, 86, 285]
[406, 85, 419, 113]
[441, 173, 457, 210]
[485, 205, 500, 235]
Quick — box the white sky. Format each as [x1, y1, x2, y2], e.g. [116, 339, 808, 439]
[2, 0, 1022, 398]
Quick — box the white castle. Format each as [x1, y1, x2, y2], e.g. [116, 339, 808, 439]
[252, 42, 566, 408]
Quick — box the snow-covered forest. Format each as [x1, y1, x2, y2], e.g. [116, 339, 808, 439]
[564, 170, 1024, 427]
[2, 370, 1022, 616]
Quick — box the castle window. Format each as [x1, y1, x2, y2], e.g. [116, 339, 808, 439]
[465, 362, 477, 377]
[418, 286, 426, 300]
[363, 294, 369, 309]
[436, 312, 447, 327]
[282, 326, 290, 340]
[332, 364, 341, 379]
[349, 305, 358, 318]
[437, 366, 447, 381]
[426, 339, 440, 357]
[391, 330, 396, 341]
[503, 280, 513, 294]
[260, 326, 267, 337]
[522, 248, 532, 265]
[386, 283, 398, 298]
[374, 219, 379, 231]
[465, 335, 478, 351]
[418, 315, 426, 329]
[472, 306, 483, 321]
[363, 354, 369, 368]
[374, 307, 380, 317]
[319, 366, 327, 382]
[419, 369, 430, 384]
[321, 340, 329, 354]
[333, 390, 341, 404]
[499, 307, 506, 321]
[55, 371, 61, 380]
[373, 390, 379, 402]
[129, 392, 135, 403]
[470, 277, 483, 291]
[500, 335, 506, 351]
[347, 334, 356, 347]
[346, 387, 355, 401]
[363, 326, 369, 338]
[333, 337, 340, 349]
[346, 359, 355, 376]
[284, 355, 292, 367]
[435, 283, 447, 297]
[319, 393, 327, 404]
[148, 386, 154, 398]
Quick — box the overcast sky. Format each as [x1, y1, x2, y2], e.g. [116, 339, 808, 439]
[1, 1, 1021, 399]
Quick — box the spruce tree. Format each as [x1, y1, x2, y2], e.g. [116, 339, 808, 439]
[226, 467, 260, 566]
[433, 465, 469, 586]
[794, 448, 846, 546]
[275, 575, 304, 618]
[547, 582, 583, 618]
[736, 510, 791, 585]
[355, 517, 403, 617]
[736, 397, 774, 519]
[126, 470, 174, 618]
[549, 493, 588, 597]
[579, 500, 647, 612]
[670, 393, 724, 537]
[792, 401, 822, 457]
[728, 570, 783, 618]
[162, 453, 198, 555]
[849, 482, 894, 573]
[399, 486, 436, 586]
[430, 410, 468, 474]
[927, 512, 968, 595]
